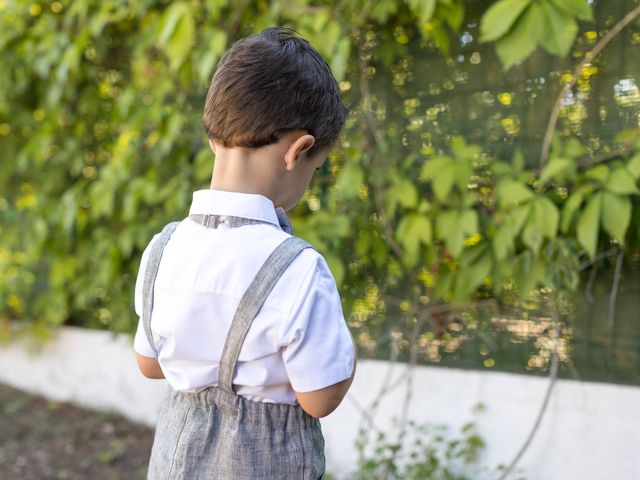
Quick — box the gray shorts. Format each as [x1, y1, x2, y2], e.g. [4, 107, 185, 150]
[147, 384, 325, 479]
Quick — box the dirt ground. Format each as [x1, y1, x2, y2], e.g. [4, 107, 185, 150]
[0, 382, 155, 479]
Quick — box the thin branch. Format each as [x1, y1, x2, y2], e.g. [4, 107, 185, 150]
[608, 249, 624, 328]
[381, 294, 498, 318]
[358, 51, 405, 261]
[578, 145, 636, 169]
[397, 313, 428, 435]
[565, 355, 582, 383]
[498, 303, 561, 480]
[578, 247, 618, 272]
[539, 4, 640, 170]
[584, 260, 598, 303]
[354, 330, 404, 464]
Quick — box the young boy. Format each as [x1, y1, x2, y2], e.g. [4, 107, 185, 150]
[132, 27, 356, 478]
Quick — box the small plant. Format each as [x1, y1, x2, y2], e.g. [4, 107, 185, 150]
[353, 404, 507, 480]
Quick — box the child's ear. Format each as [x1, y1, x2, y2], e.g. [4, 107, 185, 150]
[208, 138, 217, 154]
[284, 132, 315, 171]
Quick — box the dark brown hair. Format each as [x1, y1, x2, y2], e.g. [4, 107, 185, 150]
[202, 27, 348, 156]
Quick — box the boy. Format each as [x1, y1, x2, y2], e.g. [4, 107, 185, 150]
[133, 27, 356, 478]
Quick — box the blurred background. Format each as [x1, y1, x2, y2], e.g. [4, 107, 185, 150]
[1, 0, 639, 479]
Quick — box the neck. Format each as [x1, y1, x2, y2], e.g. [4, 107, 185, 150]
[209, 144, 284, 204]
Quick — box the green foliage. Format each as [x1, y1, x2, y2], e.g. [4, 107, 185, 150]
[480, 0, 591, 69]
[354, 413, 503, 480]
[1, 0, 638, 353]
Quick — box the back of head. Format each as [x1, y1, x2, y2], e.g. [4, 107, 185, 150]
[202, 27, 348, 156]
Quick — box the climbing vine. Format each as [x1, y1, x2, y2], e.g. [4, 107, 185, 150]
[0, 0, 638, 363]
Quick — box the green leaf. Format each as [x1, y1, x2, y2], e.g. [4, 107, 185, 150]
[540, 157, 574, 185]
[160, 3, 195, 71]
[536, 196, 559, 239]
[539, 2, 578, 57]
[576, 192, 602, 259]
[158, 3, 190, 44]
[196, 30, 227, 84]
[496, 179, 534, 206]
[512, 148, 525, 172]
[370, 0, 399, 23]
[436, 209, 478, 258]
[397, 180, 419, 207]
[605, 167, 639, 195]
[547, 0, 592, 21]
[495, 3, 543, 70]
[601, 192, 631, 245]
[324, 253, 345, 287]
[460, 209, 479, 233]
[386, 178, 419, 216]
[585, 164, 609, 183]
[440, 1, 465, 31]
[331, 37, 350, 82]
[627, 153, 640, 180]
[453, 248, 492, 300]
[409, 0, 437, 24]
[562, 137, 588, 158]
[493, 204, 530, 260]
[454, 163, 473, 191]
[450, 136, 481, 159]
[396, 213, 432, 267]
[335, 163, 364, 200]
[479, 0, 532, 42]
[433, 165, 456, 201]
[308, 212, 351, 238]
[561, 188, 585, 233]
[420, 156, 451, 181]
[428, 21, 451, 56]
[513, 252, 545, 297]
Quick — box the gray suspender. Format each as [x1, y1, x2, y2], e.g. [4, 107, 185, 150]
[217, 236, 311, 393]
[142, 221, 180, 356]
[141, 215, 312, 394]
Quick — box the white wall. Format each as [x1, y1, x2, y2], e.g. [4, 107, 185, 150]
[1, 326, 638, 479]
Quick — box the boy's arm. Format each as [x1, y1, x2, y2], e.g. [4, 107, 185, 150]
[293, 328, 357, 418]
[133, 233, 165, 379]
[136, 353, 165, 379]
[294, 342, 357, 418]
[284, 256, 357, 418]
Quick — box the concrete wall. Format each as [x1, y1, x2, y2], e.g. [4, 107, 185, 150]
[1, 326, 638, 479]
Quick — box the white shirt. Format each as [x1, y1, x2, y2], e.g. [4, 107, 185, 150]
[133, 189, 354, 404]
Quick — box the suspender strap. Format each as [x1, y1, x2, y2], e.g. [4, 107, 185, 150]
[142, 221, 180, 355]
[218, 236, 313, 393]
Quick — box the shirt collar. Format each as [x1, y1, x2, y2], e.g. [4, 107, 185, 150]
[188, 189, 281, 227]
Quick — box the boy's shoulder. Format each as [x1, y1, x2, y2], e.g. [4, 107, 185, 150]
[142, 217, 337, 286]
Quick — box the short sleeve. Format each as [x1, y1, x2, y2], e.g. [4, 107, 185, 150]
[280, 255, 355, 393]
[132, 234, 161, 358]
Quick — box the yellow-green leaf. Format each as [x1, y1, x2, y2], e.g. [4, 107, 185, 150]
[576, 192, 602, 259]
[601, 192, 631, 245]
[540, 156, 574, 185]
[627, 153, 640, 180]
[547, 0, 592, 21]
[496, 179, 534, 206]
[539, 2, 578, 57]
[397, 213, 432, 267]
[605, 167, 639, 195]
[479, 0, 532, 42]
[495, 3, 542, 69]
